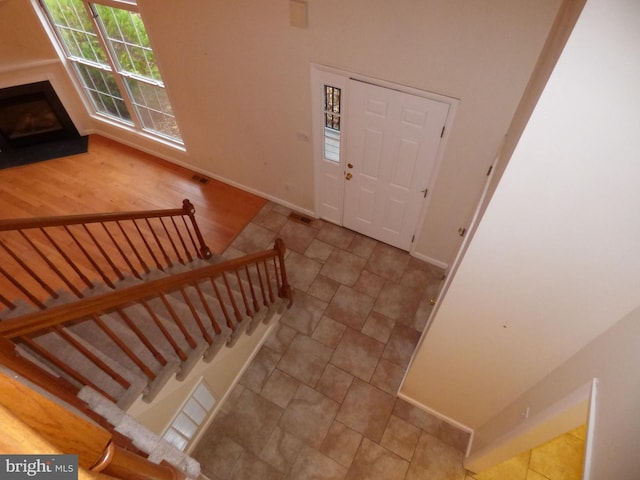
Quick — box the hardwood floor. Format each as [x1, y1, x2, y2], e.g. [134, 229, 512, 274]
[0, 135, 267, 254]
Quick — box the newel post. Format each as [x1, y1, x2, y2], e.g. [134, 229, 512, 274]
[274, 238, 293, 308]
[182, 199, 212, 259]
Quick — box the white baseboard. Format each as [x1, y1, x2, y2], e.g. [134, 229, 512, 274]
[397, 391, 474, 456]
[410, 251, 448, 270]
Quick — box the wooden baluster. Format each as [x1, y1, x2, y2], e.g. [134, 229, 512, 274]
[192, 282, 222, 335]
[0, 265, 47, 310]
[270, 256, 281, 296]
[221, 272, 243, 324]
[253, 262, 269, 307]
[101, 222, 142, 280]
[144, 218, 172, 268]
[19, 230, 84, 298]
[209, 277, 236, 331]
[0, 292, 16, 310]
[52, 325, 133, 387]
[82, 224, 125, 281]
[40, 227, 94, 289]
[64, 225, 116, 289]
[140, 300, 188, 362]
[19, 337, 119, 403]
[90, 314, 157, 381]
[0, 337, 140, 446]
[0, 336, 81, 405]
[170, 216, 193, 263]
[244, 265, 260, 313]
[180, 216, 201, 260]
[132, 219, 163, 271]
[274, 238, 293, 307]
[178, 287, 212, 343]
[116, 309, 168, 367]
[116, 220, 151, 274]
[182, 199, 211, 259]
[234, 269, 252, 316]
[0, 339, 138, 457]
[159, 217, 184, 265]
[158, 294, 196, 349]
[262, 259, 275, 303]
[0, 238, 59, 299]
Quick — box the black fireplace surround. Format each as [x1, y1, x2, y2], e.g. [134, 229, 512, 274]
[0, 80, 88, 168]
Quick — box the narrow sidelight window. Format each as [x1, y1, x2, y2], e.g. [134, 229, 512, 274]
[324, 85, 341, 162]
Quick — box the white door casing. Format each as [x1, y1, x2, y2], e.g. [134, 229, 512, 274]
[311, 65, 455, 252]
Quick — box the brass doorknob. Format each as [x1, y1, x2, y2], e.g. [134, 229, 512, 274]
[346, 173, 353, 180]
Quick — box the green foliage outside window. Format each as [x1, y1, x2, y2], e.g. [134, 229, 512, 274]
[42, 0, 182, 142]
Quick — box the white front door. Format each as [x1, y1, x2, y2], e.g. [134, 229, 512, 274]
[343, 79, 450, 250]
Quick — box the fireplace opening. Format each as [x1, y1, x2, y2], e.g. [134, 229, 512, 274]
[0, 81, 88, 169]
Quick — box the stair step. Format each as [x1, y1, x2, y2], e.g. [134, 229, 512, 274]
[3, 251, 288, 409]
[69, 312, 182, 404]
[78, 386, 201, 478]
[23, 329, 147, 410]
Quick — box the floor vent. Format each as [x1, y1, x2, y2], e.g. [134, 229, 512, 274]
[191, 174, 209, 184]
[289, 212, 314, 226]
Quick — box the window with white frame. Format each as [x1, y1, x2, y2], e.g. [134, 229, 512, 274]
[324, 85, 341, 162]
[162, 379, 216, 451]
[39, 0, 182, 143]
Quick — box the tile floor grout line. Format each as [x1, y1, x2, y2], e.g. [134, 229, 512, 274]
[194, 201, 467, 479]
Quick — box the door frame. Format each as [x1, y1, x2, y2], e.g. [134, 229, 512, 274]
[310, 63, 458, 253]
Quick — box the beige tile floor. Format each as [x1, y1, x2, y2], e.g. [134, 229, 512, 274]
[468, 425, 586, 480]
[192, 202, 472, 479]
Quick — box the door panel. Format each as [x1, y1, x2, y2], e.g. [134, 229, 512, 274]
[344, 80, 449, 250]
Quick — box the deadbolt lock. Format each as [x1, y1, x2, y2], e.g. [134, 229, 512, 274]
[347, 163, 353, 169]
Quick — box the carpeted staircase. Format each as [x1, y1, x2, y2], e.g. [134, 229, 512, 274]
[0, 201, 293, 480]
[1, 249, 290, 409]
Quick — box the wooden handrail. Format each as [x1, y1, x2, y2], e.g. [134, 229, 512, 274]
[93, 443, 184, 480]
[0, 207, 187, 231]
[0, 199, 212, 312]
[0, 370, 113, 469]
[0, 242, 291, 339]
[0, 336, 146, 455]
[0, 370, 186, 480]
[0, 404, 117, 480]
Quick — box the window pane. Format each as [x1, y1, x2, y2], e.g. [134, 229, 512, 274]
[43, 0, 108, 64]
[124, 77, 181, 141]
[95, 4, 162, 82]
[40, 0, 182, 144]
[75, 63, 131, 122]
[324, 85, 341, 162]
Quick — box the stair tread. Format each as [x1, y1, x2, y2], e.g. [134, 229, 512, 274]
[3, 249, 288, 409]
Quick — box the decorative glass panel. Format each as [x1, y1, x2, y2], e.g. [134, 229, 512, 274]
[324, 85, 341, 162]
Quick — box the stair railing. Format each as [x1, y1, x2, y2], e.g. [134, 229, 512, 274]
[0, 367, 186, 480]
[0, 240, 293, 405]
[0, 199, 211, 314]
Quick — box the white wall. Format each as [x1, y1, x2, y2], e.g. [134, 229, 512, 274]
[470, 306, 640, 477]
[401, 0, 640, 474]
[0, 0, 560, 266]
